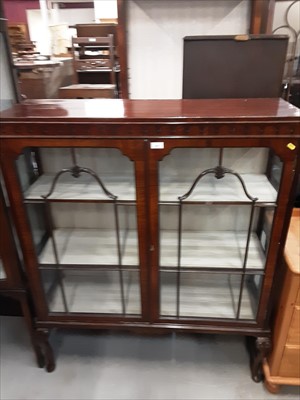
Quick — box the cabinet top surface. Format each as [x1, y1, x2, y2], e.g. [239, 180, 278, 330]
[0, 98, 299, 123]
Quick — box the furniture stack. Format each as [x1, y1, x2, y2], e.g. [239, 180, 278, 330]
[59, 35, 117, 99]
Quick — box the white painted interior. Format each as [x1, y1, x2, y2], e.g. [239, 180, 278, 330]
[127, 0, 250, 99]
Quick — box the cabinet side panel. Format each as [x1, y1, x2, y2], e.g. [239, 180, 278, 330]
[268, 265, 299, 375]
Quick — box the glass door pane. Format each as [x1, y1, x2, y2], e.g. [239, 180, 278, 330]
[160, 272, 262, 320]
[159, 147, 281, 321]
[41, 269, 141, 315]
[16, 147, 141, 317]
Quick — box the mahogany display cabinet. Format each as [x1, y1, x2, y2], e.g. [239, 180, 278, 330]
[0, 98, 299, 378]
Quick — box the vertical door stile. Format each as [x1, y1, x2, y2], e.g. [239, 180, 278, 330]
[0, 145, 49, 318]
[147, 145, 161, 322]
[257, 158, 297, 326]
[134, 139, 151, 321]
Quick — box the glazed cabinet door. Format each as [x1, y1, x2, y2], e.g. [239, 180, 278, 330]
[148, 139, 297, 326]
[2, 140, 148, 321]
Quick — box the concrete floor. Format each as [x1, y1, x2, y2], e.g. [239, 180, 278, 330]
[1, 316, 299, 400]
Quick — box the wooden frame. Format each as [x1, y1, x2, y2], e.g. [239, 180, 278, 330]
[250, 0, 276, 34]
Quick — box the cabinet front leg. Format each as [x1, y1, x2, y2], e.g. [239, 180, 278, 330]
[247, 336, 272, 382]
[18, 296, 45, 368]
[36, 329, 55, 372]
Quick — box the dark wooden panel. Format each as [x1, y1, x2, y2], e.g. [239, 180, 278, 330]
[183, 35, 288, 99]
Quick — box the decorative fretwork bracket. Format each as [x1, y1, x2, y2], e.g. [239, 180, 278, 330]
[178, 165, 258, 202]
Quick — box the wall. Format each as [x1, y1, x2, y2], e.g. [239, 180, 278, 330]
[26, 6, 95, 54]
[94, 0, 117, 21]
[3, 0, 39, 23]
[53, 8, 95, 25]
[127, 0, 250, 99]
[0, 33, 15, 111]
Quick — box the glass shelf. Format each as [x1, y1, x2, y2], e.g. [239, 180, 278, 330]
[39, 228, 139, 266]
[159, 174, 277, 204]
[42, 269, 141, 315]
[160, 272, 261, 320]
[24, 174, 136, 202]
[160, 230, 265, 270]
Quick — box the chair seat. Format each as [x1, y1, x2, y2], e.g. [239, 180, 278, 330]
[59, 84, 116, 99]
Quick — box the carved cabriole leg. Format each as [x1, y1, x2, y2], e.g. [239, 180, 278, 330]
[247, 336, 272, 382]
[36, 329, 55, 372]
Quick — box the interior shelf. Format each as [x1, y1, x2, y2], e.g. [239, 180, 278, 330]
[159, 174, 277, 203]
[24, 174, 136, 202]
[43, 270, 141, 315]
[160, 230, 265, 270]
[39, 228, 139, 266]
[160, 273, 257, 319]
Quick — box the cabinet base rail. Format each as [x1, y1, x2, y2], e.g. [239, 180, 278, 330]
[32, 321, 271, 380]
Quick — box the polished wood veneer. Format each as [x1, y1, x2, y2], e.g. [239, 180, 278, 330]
[0, 98, 299, 123]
